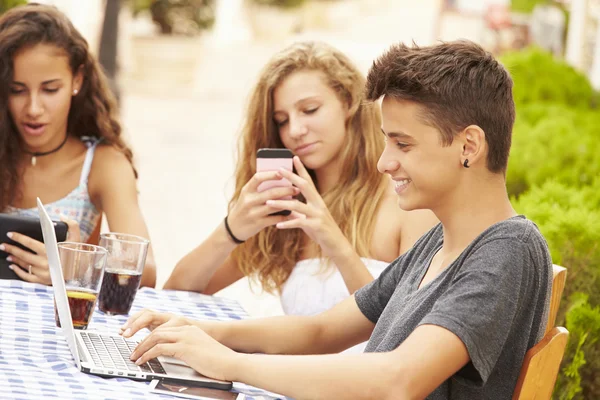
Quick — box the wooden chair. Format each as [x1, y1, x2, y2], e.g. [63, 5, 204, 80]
[512, 265, 569, 400]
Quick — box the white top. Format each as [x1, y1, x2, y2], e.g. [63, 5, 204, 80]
[280, 257, 390, 353]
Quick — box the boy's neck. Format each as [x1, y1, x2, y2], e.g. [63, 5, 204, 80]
[435, 173, 517, 253]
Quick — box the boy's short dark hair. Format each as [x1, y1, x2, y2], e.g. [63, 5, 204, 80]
[365, 40, 515, 173]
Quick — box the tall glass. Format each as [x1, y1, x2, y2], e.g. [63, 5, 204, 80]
[97, 233, 149, 316]
[55, 242, 107, 330]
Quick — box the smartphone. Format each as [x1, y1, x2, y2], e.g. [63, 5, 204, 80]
[256, 148, 294, 216]
[0, 214, 68, 280]
[149, 379, 243, 400]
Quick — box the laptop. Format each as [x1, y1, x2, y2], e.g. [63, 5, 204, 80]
[37, 198, 232, 391]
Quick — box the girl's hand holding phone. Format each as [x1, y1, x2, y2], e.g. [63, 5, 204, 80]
[226, 170, 300, 242]
[266, 156, 347, 258]
[0, 215, 81, 285]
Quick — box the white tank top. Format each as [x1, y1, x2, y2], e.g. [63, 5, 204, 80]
[280, 257, 389, 353]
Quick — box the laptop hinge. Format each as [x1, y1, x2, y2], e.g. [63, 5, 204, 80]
[76, 336, 89, 364]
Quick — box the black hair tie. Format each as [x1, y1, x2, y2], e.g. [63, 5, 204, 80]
[224, 215, 244, 244]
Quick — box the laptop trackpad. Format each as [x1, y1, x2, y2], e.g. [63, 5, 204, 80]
[159, 356, 188, 367]
[159, 357, 231, 385]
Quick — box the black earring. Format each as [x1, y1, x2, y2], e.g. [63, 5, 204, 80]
[463, 159, 470, 168]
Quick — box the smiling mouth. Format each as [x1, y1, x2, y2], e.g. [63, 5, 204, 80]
[394, 179, 411, 193]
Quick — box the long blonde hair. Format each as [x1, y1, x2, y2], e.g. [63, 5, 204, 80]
[231, 41, 388, 293]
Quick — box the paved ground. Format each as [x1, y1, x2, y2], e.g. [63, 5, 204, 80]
[114, 0, 479, 317]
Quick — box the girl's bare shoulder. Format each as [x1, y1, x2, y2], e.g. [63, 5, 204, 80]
[87, 144, 136, 203]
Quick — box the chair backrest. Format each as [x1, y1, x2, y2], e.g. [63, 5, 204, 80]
[546, 265, 567, 335]
[512, 327, 569, 399]
[512, 265, 569, 400]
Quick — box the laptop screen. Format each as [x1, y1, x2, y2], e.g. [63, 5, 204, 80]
[37, 197, 82, 368]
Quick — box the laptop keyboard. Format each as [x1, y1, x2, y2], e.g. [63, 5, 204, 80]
[79, 331, 166, 375]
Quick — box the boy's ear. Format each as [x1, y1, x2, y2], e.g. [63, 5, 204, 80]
[460, 125, 486, 168]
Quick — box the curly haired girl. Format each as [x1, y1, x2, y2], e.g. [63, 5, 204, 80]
[0, 3, 156, 287]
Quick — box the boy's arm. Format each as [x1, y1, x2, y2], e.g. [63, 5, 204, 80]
[233, 324, 469, 400]
[201, 295, 376, 355]
[127, 251, 403, 355]
[125, 295, 376, 356]
[132, 320, 469, 400]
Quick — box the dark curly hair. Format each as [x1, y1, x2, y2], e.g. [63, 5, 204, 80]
[0, 3, 136, 211]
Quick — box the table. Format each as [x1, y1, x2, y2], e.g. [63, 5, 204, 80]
[0, 280, 284, 400]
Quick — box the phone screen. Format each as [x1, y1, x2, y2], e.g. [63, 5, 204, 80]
[256, 148, 294, 216]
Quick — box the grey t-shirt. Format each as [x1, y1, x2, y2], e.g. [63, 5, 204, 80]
[355, 216, 552, 399]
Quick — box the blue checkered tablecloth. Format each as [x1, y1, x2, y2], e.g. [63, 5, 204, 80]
[0, 280, 284, 400]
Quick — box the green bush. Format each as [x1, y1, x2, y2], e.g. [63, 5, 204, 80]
[513, 181, 600, 309]
[505, 45, 600, 400]
[250, 0, 306, 9]
[0, 0, 27, 14]
[513, 181, 600, 399]
[130, 0, 216, 35]
[510, 0, 547, 14]
[555, 293, 600, 399]
[578, 179, 600, 210]
[507, 105, 600, 197]
[500, 47, 597, 109]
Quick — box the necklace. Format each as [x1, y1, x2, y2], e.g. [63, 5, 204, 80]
[23, 135, 69, 166]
